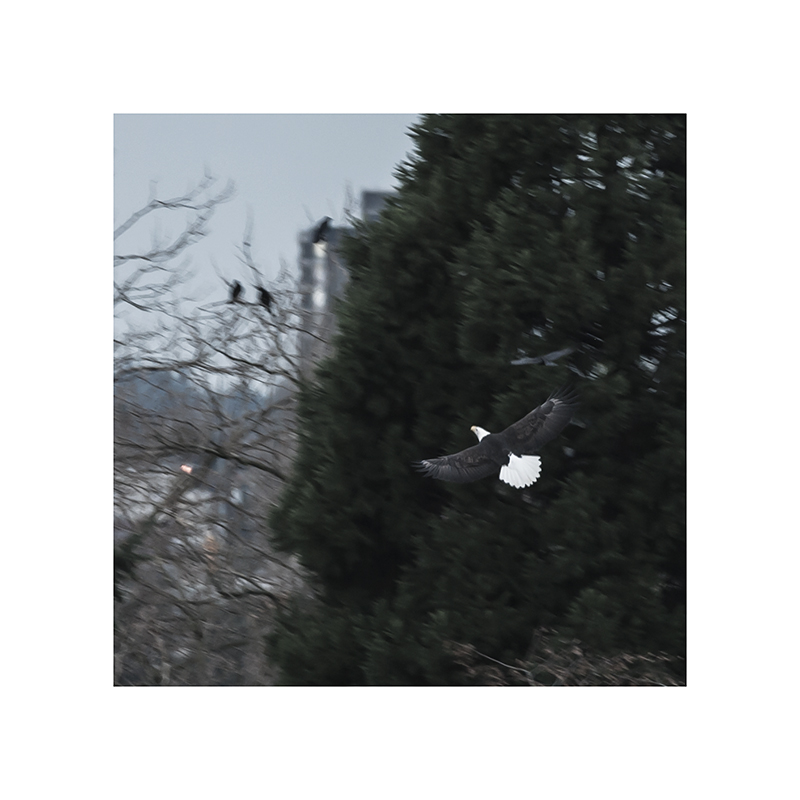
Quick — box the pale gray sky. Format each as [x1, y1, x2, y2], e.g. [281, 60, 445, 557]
[114, 113, 420, 304]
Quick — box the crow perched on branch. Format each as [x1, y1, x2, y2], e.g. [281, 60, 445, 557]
[312, 216, 331, 243]
[257, 286, 273, 312]
[229, 280, 243, 303]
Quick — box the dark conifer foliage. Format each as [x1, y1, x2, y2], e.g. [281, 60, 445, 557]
[270, 114, 686, 685]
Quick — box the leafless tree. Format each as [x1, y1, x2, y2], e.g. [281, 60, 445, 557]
[114, 174, 322, 685]
[446, 629, 685, 686]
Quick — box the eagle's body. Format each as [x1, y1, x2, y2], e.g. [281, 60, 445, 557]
[415, 386, 578, 489]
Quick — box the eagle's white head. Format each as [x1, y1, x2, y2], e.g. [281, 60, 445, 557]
[471, 425, 491, 441]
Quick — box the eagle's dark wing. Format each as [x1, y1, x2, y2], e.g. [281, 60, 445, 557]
[414, 442, 500, 484]
[500, 386, 578, 454]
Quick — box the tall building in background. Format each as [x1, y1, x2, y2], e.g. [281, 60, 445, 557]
[298, 191, 392, 370]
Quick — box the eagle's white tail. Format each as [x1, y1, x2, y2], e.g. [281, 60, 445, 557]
[499, 454, 541, 488]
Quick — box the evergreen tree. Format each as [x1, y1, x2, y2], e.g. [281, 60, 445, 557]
[270, 114, 686, 685]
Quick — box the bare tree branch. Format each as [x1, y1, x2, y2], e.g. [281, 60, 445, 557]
[115, 174, 313, 685]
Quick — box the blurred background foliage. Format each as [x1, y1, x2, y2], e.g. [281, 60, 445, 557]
[270, 114, 686, 685]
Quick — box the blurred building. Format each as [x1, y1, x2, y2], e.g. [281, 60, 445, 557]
[298, 191, 392, 370]
[361, 190, 392, 222]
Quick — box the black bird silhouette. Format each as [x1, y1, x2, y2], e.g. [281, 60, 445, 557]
[312, 216, 331, 243]
[229, 280, 243, 303]
[257, 286, 273, 312]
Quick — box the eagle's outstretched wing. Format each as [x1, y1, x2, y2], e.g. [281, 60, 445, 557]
[501, 386, 578, 454]
[414, 443, 499, 484]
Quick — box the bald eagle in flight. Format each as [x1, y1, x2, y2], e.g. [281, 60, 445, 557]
[415, 386, 578, 489]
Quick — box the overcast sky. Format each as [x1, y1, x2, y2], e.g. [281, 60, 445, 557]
[114, 114, 420, 306]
